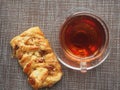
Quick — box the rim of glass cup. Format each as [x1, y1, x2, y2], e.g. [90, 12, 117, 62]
[53, 7, 111, 71]
[60, 12, 109, 62]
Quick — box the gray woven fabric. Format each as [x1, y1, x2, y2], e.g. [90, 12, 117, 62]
[0, 0, 120, 90]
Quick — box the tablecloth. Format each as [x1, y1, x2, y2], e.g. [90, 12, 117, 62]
[0, 0, 120, 90]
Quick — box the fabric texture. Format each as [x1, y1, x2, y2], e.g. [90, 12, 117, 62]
[0, 0, 120, 90]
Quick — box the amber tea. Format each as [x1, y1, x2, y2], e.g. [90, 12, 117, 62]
[60, 14, 106, 59]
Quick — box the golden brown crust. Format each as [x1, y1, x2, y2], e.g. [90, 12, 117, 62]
[10, 27, 63, 89]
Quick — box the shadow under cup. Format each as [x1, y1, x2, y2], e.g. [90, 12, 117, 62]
[53, 8, 110, 73]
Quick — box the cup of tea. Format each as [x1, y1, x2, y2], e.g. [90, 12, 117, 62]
[51, 7, 111, 73]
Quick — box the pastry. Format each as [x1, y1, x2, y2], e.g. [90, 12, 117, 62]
[10, 27, 63, 89]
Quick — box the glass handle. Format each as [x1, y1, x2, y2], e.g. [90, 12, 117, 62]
[80, 61, 87, 73]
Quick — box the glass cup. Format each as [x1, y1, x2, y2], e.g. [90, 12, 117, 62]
[51, 7, 111, 73]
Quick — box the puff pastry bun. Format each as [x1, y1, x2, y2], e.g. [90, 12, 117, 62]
[10, 27, 63, 89]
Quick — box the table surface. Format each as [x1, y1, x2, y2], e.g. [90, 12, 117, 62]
[0, 0, 120, 90]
